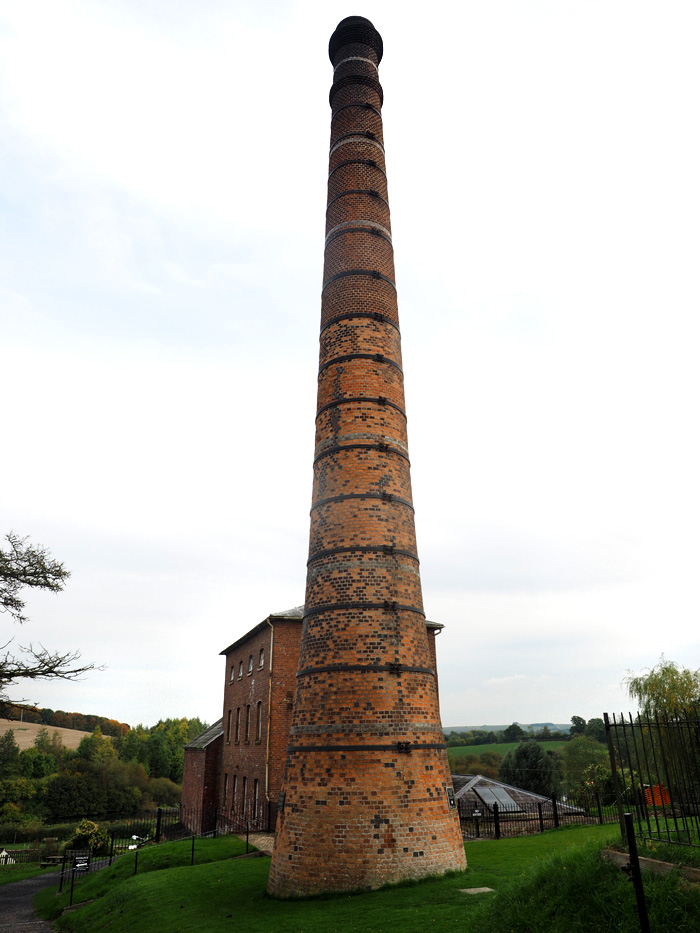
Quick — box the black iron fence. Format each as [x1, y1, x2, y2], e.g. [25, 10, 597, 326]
[458, 790, 618, 839]
[605, 709, 700, 849]
[0, 804, 277, 867]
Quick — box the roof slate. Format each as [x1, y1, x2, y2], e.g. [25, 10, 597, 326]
[185, 718, 223, 749]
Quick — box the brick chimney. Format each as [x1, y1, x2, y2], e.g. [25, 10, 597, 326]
[267, 16, 466, 896]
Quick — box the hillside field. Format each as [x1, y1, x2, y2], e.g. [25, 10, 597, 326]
[0, 718, 92, 751]
[447, 739, 568, 762]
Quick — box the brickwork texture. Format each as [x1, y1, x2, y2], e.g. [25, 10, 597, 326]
[267, 17, 466, 897]
[219, 616, 302, 827]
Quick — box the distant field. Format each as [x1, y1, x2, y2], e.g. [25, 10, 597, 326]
[0, 719, 92, 751]
[447, 740, 568, 761]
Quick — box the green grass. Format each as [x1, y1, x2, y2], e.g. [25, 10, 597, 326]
[33, 824, 700, 933]
[0, 863, 60, 885]
[625, 835, 700, 870]
[468, 841, 700, 933]
[35, 825, 623, 933]
[447, 739, 567, 762]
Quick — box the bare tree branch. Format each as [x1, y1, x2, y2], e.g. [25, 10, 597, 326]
[0, 532, 70, 624]
[1, 532, 99, 715]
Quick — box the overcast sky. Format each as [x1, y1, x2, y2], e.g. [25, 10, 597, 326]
[2, 0, 699, 731]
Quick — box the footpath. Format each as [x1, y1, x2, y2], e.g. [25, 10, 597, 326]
[0, 872, 58, 931]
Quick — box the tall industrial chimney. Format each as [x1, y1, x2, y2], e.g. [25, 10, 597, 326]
[267, 16, 466, 896]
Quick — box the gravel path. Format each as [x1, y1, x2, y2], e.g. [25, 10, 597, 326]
[246, 832, 274, 855]
[0, 872, 58, 931]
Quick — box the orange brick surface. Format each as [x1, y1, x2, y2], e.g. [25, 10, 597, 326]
[267, 17, 466, 897]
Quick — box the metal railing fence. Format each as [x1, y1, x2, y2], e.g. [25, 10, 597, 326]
[605, 709, 700, 849]
[457, 789, 618, 839]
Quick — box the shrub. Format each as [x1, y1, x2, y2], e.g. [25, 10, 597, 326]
[62, 819, 110, 856]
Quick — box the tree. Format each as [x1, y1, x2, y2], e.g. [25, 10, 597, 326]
[0, 729, 21, 778]
[569, 715, 586, 736]
[478, 751, 503, 779]
[1, 533, 96, 713]
[503, 722, 526, 742]
[499, 739, 561, 797]
[624, 656, 700, 717]
[561, 735, 609, 792]
[583, 717, 606, 744]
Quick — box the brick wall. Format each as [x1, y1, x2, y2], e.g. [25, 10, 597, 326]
[219, 614, 302, 828]
[267, 17, 466, 897]
[181, 729, 222, 833]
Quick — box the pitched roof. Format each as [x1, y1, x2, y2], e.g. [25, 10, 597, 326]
[185, 719, 223, 749]
[219, 606, 304, 656]
[451, 774, 584, 813]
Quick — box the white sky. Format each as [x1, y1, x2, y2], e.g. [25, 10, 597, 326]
[2, 0, 699, 730]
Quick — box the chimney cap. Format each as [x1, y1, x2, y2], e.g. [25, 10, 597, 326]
[329, 16, 383, 65]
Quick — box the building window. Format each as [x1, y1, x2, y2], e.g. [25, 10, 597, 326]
[248, 654, 253, 674]
[238, 660, 243, 679]
[245, 704, 251, 743]
[232, 774, 237, 810]
[259, 647, 265, 668]
[235, 707, 241, 744]
[223, 772, 228, 806]
[226, 709, 232, 743]
[242, 777, 247, 817]
[253, 778, 259, 821]
[229, 664, 235, 683]
[255, 701, 262, 744]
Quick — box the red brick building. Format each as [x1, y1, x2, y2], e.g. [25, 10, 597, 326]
[181, 606, 302, 833]
[181, 607, 444, 834]
[180, 719, 224, 833]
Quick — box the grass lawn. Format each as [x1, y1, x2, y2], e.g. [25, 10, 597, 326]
[0, 863, 61, 886]
[32, 823, 700, 933]
[31, 824, 617, 933]
[447, 740, 567, 762]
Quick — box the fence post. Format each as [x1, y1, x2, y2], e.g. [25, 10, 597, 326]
[109, 833, 115, 864]
[551, 795, 559, 828]
[58, 853, 68, 893]
[155, 808, 162, 842]
[493, 803, 500, 839]
[246, 820, 250, 853]
[537, 802, 544, 833]
[191, 834, 196, 866]
[623, 813, 651, 933]
[595, 790, 603, 825]
[133, 850, 139, 875]
[604, 712, 627, 840]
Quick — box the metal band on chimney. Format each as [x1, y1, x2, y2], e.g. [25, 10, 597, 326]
[311, 492, 415, 512]
[307, 545, 419, 564]
[326, 189, 389, 210]
[318, 353, 403, 377]
[315, 396, 406, 417]
[303, 602, 425, 619]
[286, 743, 447, 753]
[313, 442, 410, 466]
[322, 270, 396, 292]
